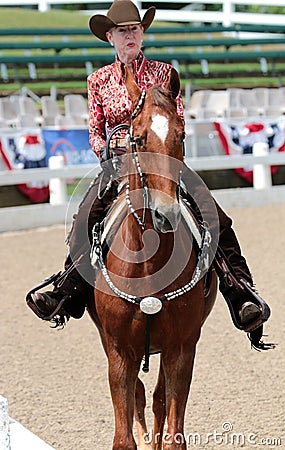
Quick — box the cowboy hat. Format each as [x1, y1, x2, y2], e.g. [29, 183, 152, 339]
[89, 0, 156, 42]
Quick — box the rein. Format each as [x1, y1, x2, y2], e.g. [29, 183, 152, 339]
[104, 89, 150, 229]
[127, 89, 149, 230]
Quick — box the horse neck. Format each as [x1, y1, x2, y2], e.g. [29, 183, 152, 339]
[120, 211, 176, 264]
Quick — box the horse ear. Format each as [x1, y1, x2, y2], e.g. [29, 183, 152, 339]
[168, 68, 180, 99]
[123, 65, 142, 105]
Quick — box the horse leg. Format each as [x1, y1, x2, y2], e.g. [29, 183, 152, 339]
[108, 342, 141, 450]
[135, 377, 152, 450]
[162, 345, 197, 450]
[152, 358, 166, 450]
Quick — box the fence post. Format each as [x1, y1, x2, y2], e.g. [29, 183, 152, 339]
[38, 0, 49, 12]
[0, 396, 11, 450]
[253, 142, 272, 190]
[223, 0, 233, 26]
[48, 155, 67, 205]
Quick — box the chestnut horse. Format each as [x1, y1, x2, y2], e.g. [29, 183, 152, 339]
[88, 68, 218, 450]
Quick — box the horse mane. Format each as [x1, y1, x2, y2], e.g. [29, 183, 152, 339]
[150, 85, 177, 113]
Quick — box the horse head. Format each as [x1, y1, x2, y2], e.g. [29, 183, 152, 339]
[123, 66, 185, 233]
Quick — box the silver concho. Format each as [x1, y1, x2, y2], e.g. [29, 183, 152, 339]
[140, 297, 162, 315]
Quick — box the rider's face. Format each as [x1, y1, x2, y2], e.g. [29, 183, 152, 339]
[106, 25, 144, 67]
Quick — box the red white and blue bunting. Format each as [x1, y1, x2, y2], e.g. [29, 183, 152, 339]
[214, 120, 285, 184]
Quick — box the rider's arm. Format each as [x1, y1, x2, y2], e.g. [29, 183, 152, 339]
[87, 74, 107, 158]
[176, 91, 185, 126]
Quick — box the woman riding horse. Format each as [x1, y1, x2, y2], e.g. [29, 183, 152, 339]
[28, 0, 272, 349]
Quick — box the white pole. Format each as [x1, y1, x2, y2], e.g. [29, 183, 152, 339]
[253, 142, 272, 190]
[0, 396, 11, 450]
[223, 0, 233, 26]
[48, 155, 67, 205]
[38, 0, 49, 12]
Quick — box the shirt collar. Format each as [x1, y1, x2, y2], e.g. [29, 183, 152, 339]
[116, 51, 147, 83]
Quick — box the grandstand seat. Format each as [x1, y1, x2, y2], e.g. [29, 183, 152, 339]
[236, 88, 265, 115]
[267, 88, 283, 107]
[253, 87, 269, 106]
[0, 119, 8, 128]
[239, 89, 256, 108]
[247, 107, 265, 117]
[19, 97, 43, 126]
[0, 98, 19, 127]
[185, 121, 222, 157]
[204, 90, 229, 118]
[225, 107, 248, 118]
[54, 114, 86, 126]
[41, 96, 62, 126]
[271, 88, 285, 114]
[9, 95, 21, 114]
[187, 90, 212, 119]
[64, 94, 88, 124]
[201, 109, 224, 119]
[18, 114, 40, 128]
[264, 107, 284, 117]
[227, 88, 242, 108]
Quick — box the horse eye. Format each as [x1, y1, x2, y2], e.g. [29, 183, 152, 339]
[135, 136, 144, 147]
[180, 132, 185, 143]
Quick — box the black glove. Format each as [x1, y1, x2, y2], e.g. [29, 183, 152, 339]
[99, 145, 108, 163]
[99, 145, 117, 178]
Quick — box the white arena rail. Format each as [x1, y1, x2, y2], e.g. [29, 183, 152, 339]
[1, 150, 285, 233]
[0, 395, 55, 450]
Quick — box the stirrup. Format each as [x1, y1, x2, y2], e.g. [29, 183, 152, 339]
[239, 279, 271, 333]
[26, 272, 68, 321]
[222, 278, 271, 332]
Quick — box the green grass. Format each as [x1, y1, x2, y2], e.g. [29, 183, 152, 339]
[0, 7, 89, 29]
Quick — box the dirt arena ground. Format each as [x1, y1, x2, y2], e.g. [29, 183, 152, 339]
[0, 204, 284, 450]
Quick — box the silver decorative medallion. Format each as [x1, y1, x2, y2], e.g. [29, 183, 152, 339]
[140, 297, 162, 315]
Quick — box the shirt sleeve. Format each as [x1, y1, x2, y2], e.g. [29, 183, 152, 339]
[176, 91, 185, 126]
[87, 73, 107, 157]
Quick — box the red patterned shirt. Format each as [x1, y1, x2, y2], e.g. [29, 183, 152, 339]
[87, 51, 185, 157]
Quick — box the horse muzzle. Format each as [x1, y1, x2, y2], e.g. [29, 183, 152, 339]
[151, 202, 181, 233]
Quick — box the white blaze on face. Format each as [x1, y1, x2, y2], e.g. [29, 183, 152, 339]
[150, 113, 169, 144]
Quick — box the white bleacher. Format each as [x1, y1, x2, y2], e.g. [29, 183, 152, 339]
[63, 94, 89, 125]
[186, 87, 285, 120]
[0, 93, 89, 129]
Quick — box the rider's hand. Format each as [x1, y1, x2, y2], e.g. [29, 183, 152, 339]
[99, 145, 108, 163]
[99, 145, 125, 176]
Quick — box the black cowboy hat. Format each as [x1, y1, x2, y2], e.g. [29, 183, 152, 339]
[89, 0, 156, 42]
